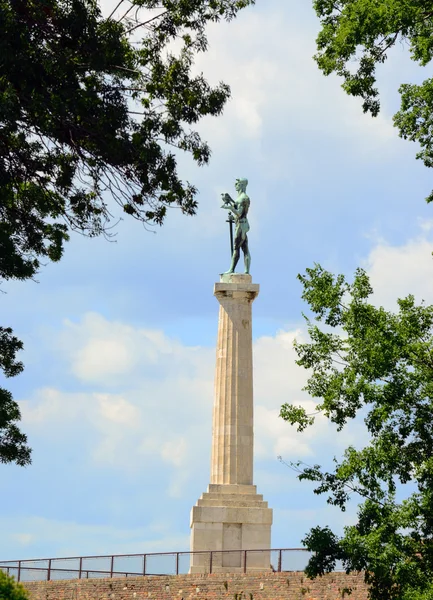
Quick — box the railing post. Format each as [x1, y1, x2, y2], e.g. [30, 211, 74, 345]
[47, 559, 52, 581]
[17, 561, 21, 582]
[143, 554, 146, 576]
[79, 557, 83, 579]
[110, 556, 114, 578]
[175, 553, 179, 576]
[209, 552, 213, 574]
[278, 549, 282, 572]
[243, 550, 247, 573]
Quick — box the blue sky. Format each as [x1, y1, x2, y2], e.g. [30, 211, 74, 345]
[1, 0, 433, 563]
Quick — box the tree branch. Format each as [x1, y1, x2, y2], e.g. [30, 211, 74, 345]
[107, 0, 129, 21]
[126, 10, 168, 34]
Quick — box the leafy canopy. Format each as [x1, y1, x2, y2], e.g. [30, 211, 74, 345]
[1, 0, 254, 281]
[0, 571, 30, 600]
[0, 0, 254, 465]
[281, 264, 433, 600]
[313, 0, 433, 202]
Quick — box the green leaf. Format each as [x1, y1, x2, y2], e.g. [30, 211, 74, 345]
[283, 264, 433, 600]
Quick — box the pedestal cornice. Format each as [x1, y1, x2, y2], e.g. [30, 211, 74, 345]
[214, 273, 259, 300]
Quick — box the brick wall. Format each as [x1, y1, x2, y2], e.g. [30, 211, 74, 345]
[23, 571, 369, 600]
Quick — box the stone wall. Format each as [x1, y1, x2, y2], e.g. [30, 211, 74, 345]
[23, 571, 368, 600]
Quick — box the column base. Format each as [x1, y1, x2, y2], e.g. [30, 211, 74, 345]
[190, 484, 273, 574]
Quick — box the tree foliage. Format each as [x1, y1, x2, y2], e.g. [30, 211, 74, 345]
[0, 571, 30, 600]
[281, 264, 433, 600]
[0, 328, 30, 466]
[0, 0, 254, 465]
[312, 0, 433, 202]
[1, 0, 254, 279]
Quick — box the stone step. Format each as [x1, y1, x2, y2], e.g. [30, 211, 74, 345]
[207, 484, 258, 495]
[202, 492, 264, 502]
[197, 497, 268, 508]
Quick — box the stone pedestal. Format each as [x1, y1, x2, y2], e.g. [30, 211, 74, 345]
[190, 274, 272, 573]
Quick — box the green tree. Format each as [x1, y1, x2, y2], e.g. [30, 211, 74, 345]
[0, 0, 254, 465]
[281, 264, 433, 600]
[0, 571, 30, 600]
[312, 0, 433, 202]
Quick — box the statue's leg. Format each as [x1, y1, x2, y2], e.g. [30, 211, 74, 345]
[224, 247, 240, 274]
[242, 237, 251, 274]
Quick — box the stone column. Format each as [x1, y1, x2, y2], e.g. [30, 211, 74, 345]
[190, 273, 272, 574]
[211, 273, 258, 486]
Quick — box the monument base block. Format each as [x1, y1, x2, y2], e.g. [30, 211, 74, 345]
[190, 484, 273, 574]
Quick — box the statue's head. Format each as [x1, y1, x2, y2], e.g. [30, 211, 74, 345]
[235, 178, 248, 193]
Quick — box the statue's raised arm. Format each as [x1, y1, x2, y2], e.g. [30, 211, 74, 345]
[220, 178, 251, 275]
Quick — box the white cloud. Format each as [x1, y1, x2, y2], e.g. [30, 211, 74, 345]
[21, 219, 433, 535]
[11, 534, 34, 547]
[363, 221, 433, 308]
[20, 312, 362, 498]
[15, 220, 433, 558]
[21, 314, 216, 496]
[97, 394, 141, 426]
[74, 337, 135, 381]
[85, 0, 405, 260]
[161, 438, 188, 468]
[60, 313, 211, 385]
[191, 7, 395, 158]
[254, 328, 308, 407]
[255, 406, 314, 459]
[101, 0, 395, 165]
[3, 0, 431, 566]
[17, 224, 433, 557]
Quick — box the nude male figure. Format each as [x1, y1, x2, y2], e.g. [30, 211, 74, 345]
[221, 178, 251, 274]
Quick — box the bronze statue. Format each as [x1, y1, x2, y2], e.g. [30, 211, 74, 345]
[221, 178, 251, 275]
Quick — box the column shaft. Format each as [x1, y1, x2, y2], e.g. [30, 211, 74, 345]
[210, 276, 259, 485]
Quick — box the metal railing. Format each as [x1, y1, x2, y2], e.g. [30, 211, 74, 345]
[0, 548, 313, 582]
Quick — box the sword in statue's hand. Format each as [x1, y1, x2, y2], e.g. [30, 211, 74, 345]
[221, 193, 235, 257]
